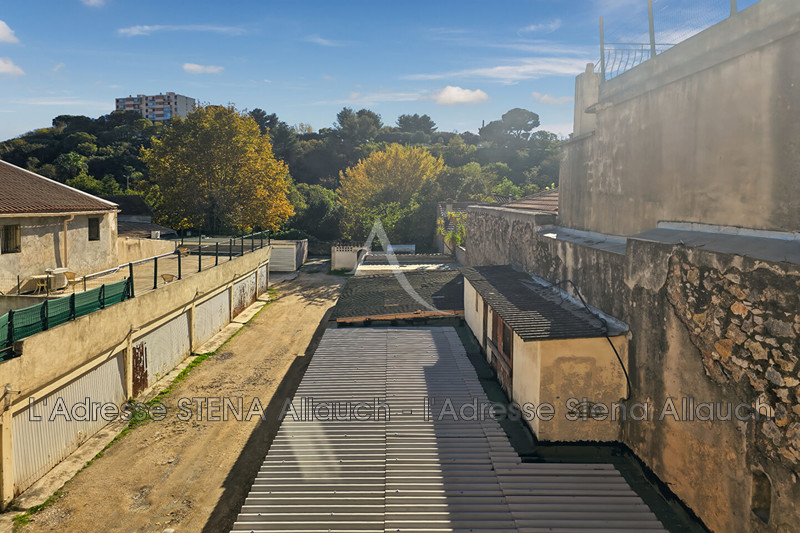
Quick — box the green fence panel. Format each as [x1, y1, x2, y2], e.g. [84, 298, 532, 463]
[0, 312, 9, 358]
[47, 295, 73, 328]
[12, 302, 45, 340]
[103, 279, 129, 306]
[74, 287, 102, 318]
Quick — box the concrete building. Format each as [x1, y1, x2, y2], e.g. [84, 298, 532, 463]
[464, 0, 800, 531]
[0, 160, 119, 294]
[114, 92, 195, 122]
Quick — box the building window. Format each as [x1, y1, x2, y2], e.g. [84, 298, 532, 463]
[1, 225, 21, 253]
[88, 218, 100, 241]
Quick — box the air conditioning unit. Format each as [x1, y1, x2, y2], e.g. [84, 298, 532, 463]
[150, 230, 161, 239]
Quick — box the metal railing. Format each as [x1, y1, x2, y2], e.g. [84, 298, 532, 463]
[0, 230, 270, 361]
[598, 0, 748, 80]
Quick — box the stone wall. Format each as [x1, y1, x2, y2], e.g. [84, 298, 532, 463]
[465, 206, 800, 533]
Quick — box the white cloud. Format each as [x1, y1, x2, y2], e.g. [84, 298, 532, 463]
[183, 63, 224, 74]
[433, 86, 488, 105]
[0, 20, 19, 43]
[0, 57, 24, 76]
[118, 25, 247, 37]
[406, 57, 587, 84]
[52, 62, 66, 72]
[80, 0, 106, 6]
[531, 91, 573, 105]
[521, 19, 562, 34]
[305, 34, 346, 47]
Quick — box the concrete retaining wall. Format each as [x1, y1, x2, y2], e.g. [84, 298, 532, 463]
[0, 246, 271, 503]
[116, 237, 176, 265]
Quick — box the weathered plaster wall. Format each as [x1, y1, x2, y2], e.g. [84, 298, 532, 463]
[466, 206, 800, 532]
[0, 213, 118, 293]
[116, 237, 176, 265]
[560, 0, 800, 236]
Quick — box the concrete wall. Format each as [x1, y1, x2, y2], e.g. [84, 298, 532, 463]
[560, 0, 800, 236]
[0, 213, 118, 293]
[465, 205, 800, 532]
[0, 246, 271, 502]
[116, 237, 176, 265]
[331, 245, 364, 271]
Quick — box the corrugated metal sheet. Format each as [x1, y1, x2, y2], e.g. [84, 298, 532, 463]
[137, 311, 191, 385]
[232, 273, 257, 317]
[194, 290, 231, 346]
[270, 240, 307, 272]
[232, 327, 667, 532]
[13, 353, 126, 493]
[258, 264, 269, 294]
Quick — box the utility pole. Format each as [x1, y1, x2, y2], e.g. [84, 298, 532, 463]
[647, 0, 657, 59]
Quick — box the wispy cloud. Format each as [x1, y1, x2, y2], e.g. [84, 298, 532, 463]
[52, 62, 66, 72]
[433, 86, 488, 105]
[0, 20, 19, 43]
[0, 57, 24, 76]
[405, 57, 586, 84]
[118, 24, 247, 37]
[531, 91, 572, 105]
[343, 90, 429, 106]
[11, 96, 108, 109]
[305, 34, 347, 47]
[183, 63, 224, 74]
[520, 19, 562, 34]
[80, 0, 106, 6]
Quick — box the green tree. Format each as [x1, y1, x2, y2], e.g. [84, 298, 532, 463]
[141, 105, 293, 233]
[397, 113, 437, 135]
[337, 144, 443, 241]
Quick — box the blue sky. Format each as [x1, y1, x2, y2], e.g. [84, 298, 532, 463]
[0, 0, 758, 141]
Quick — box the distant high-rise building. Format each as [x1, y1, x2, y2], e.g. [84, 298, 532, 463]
[114, 92, 195, 121]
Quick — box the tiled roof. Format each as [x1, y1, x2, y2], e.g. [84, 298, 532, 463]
[461, 265, 612, 340]
[100, 195, 153, 217]
[0, 160, 117, 215]
[117, 220, 177, 238]
[332, 270, 463, 320]
[504, 188, 559, 213]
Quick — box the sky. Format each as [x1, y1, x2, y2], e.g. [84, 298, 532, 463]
[0, 0, 759, 141]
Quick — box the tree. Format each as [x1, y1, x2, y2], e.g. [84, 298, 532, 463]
[337, 144, 443, 241]
[141, 105, 293, 233]
[479, 108, 540, 146]
[55, 152, 88, 181]
[397, 113, 437, 135]
[248, 108, 278, 135]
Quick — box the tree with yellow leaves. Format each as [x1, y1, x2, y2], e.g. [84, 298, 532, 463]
[142, 105, 293, 234]
[337, 143, 444, 242]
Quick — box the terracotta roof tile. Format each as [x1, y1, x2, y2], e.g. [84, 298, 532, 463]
[0, 159, 117, 215]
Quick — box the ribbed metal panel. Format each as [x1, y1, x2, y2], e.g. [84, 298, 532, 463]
[138, 310, 191, 385]
[233, 273, 257, 316]
[231, 327, 667, 532]
[194, 290, 231, 346]
[13, 353, 126, 493]
[270, 244, 298, 272]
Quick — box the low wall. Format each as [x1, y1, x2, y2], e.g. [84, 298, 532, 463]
[270, 240, 308, 272]
[0, 246, 271, 503]
[466, 206, 800, 533]
[116, 237, 176, 265]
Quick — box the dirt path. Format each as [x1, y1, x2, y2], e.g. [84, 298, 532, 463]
[18, 269, 343, 533]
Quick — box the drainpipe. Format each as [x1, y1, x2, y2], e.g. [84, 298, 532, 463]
[63, 215, 74, 267]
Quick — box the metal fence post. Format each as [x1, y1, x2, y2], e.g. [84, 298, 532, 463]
[647, 0, 656, 59]
[229, 238, 233, 261]
[128, 262, 135, 298]
[599, 17, 606, 79]
[7, 310, 13, 346]
[41, 300, 48, 331]
[153, 256, 158, 290]
[99, 284, 106, 309]
[198, 234, 203, 272]
[215, 242, 219, 266]
[69, 293, 76, 320]
[177, 249, 182, 280]
[241, 236, 244, 257]
[251, 234, 254, 252]
[260, 232, 263, 249]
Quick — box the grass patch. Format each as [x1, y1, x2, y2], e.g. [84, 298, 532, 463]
[12, 287, 281, 530]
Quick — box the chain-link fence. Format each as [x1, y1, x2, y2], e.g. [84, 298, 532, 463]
[598, 0, 761, 80]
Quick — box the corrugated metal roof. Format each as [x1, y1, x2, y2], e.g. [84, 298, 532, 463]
[0, 160, 118, 214]
[461, 265, 609, 341]
[231, 327, 666, 532]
